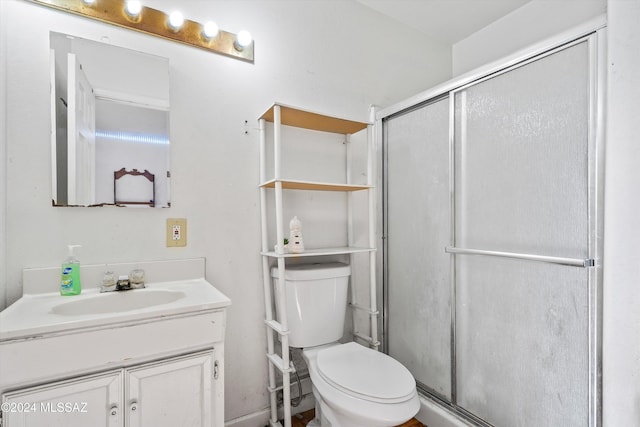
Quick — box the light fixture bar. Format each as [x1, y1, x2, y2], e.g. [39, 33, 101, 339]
[28, 0, 254, 62]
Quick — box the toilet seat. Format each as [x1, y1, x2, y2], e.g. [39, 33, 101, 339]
[316, 342, 416, 404]
[303, 343, 420, 427]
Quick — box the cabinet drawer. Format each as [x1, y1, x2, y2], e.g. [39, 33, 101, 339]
[0, 310, 224, 390]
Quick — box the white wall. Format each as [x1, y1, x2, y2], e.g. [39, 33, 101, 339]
[1, 0, 450, 422]
[452, 0, 606, 76]
[603, 1, 640, 424]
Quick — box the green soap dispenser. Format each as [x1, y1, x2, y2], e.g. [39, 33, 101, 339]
[60, 244, 82, 296]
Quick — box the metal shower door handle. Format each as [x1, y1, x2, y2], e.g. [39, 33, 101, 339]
[445, 246, 595, 268]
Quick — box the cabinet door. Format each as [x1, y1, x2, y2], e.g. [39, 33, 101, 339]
[2, 371, 122, 427]
[126, 351, 213, 427]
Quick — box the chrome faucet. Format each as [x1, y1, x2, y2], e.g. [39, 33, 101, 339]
[100, 269, 145, 292]
[116, 275, 132, 291]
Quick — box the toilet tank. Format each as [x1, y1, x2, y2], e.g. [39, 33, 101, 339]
[271, 262, 351, 348]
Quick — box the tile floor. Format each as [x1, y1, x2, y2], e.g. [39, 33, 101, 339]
[289, 409, 426, 427]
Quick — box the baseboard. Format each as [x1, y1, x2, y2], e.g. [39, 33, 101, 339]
[225, 408, 271, 427]
[226, 377, 315, 427]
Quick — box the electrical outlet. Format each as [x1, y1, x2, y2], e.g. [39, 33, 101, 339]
[166, 218, 187, 247]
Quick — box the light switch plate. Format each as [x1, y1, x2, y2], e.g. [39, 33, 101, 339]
[166, 218, 187, 247]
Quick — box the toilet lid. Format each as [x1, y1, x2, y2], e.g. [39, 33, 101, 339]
[316, 342, 416, 403]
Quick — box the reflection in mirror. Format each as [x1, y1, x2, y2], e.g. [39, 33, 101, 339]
[50, 32, 170, 207]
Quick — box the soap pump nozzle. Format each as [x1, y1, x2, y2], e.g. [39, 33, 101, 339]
[66, 244, 81, 262]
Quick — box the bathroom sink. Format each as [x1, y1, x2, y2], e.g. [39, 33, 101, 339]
[0, 271, 231, 406]
[0, 277, 231, 342]
[51, 289, 186, 315]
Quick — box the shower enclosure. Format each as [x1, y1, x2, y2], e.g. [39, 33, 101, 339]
[382, 27, 604, 427]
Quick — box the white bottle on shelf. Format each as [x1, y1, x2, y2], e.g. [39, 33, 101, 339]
[288, 216, 304, 254]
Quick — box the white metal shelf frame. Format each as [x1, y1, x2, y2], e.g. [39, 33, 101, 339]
[258, 103, 378, 427]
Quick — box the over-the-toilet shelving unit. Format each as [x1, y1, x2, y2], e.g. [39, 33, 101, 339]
[258, 103, 379, 427]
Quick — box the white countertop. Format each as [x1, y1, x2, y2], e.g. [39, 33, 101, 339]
[0, 279, 231, 342]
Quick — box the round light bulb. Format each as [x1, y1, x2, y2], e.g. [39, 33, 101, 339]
[125, 0, 142, 16]
[168, 11, 184, 30]
[235, 30, 252, 51]
[203, 21, 219, 39]
[82, 0, 95, 5]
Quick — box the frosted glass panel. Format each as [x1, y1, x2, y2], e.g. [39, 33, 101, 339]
[454, 41, 590, 259]
[385, 98, 451, 399]
[456, 256, 589, 426]
[453, 41, 592, 426]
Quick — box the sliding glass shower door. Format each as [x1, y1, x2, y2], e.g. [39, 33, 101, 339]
[385, 97, 452, 400]
[384, 35, 601, 427]
[453, 39, 593, 426]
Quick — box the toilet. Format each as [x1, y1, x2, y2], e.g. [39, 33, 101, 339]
[272, 262, 419, 427]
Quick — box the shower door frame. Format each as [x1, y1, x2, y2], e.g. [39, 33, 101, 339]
[379, 17, 606, 427]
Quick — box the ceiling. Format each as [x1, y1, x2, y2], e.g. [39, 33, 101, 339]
[356, 0, 531, 45]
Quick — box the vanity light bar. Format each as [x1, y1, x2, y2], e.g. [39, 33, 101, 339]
[28, 0, 255, 63]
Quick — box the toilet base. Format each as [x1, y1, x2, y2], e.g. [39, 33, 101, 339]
[310, 383, 357, 427]
[311, 383, 402, 427]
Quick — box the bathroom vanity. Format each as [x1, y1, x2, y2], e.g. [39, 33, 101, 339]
[0, 259, 230, 427]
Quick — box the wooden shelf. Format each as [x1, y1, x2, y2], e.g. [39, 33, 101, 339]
[261, 246, 375, 258]
[260, 179, 371, 192]
[260, 103, 368, 135]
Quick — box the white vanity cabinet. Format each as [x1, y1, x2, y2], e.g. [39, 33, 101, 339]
[2, 350, 219, 427]
[0, 267, 231, 427]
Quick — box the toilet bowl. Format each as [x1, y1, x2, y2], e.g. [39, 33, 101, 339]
[271, 263, 419, 426]
[302, 342, 419, 427]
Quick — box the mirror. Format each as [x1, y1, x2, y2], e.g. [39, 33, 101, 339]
[50, 32, 170, 207]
